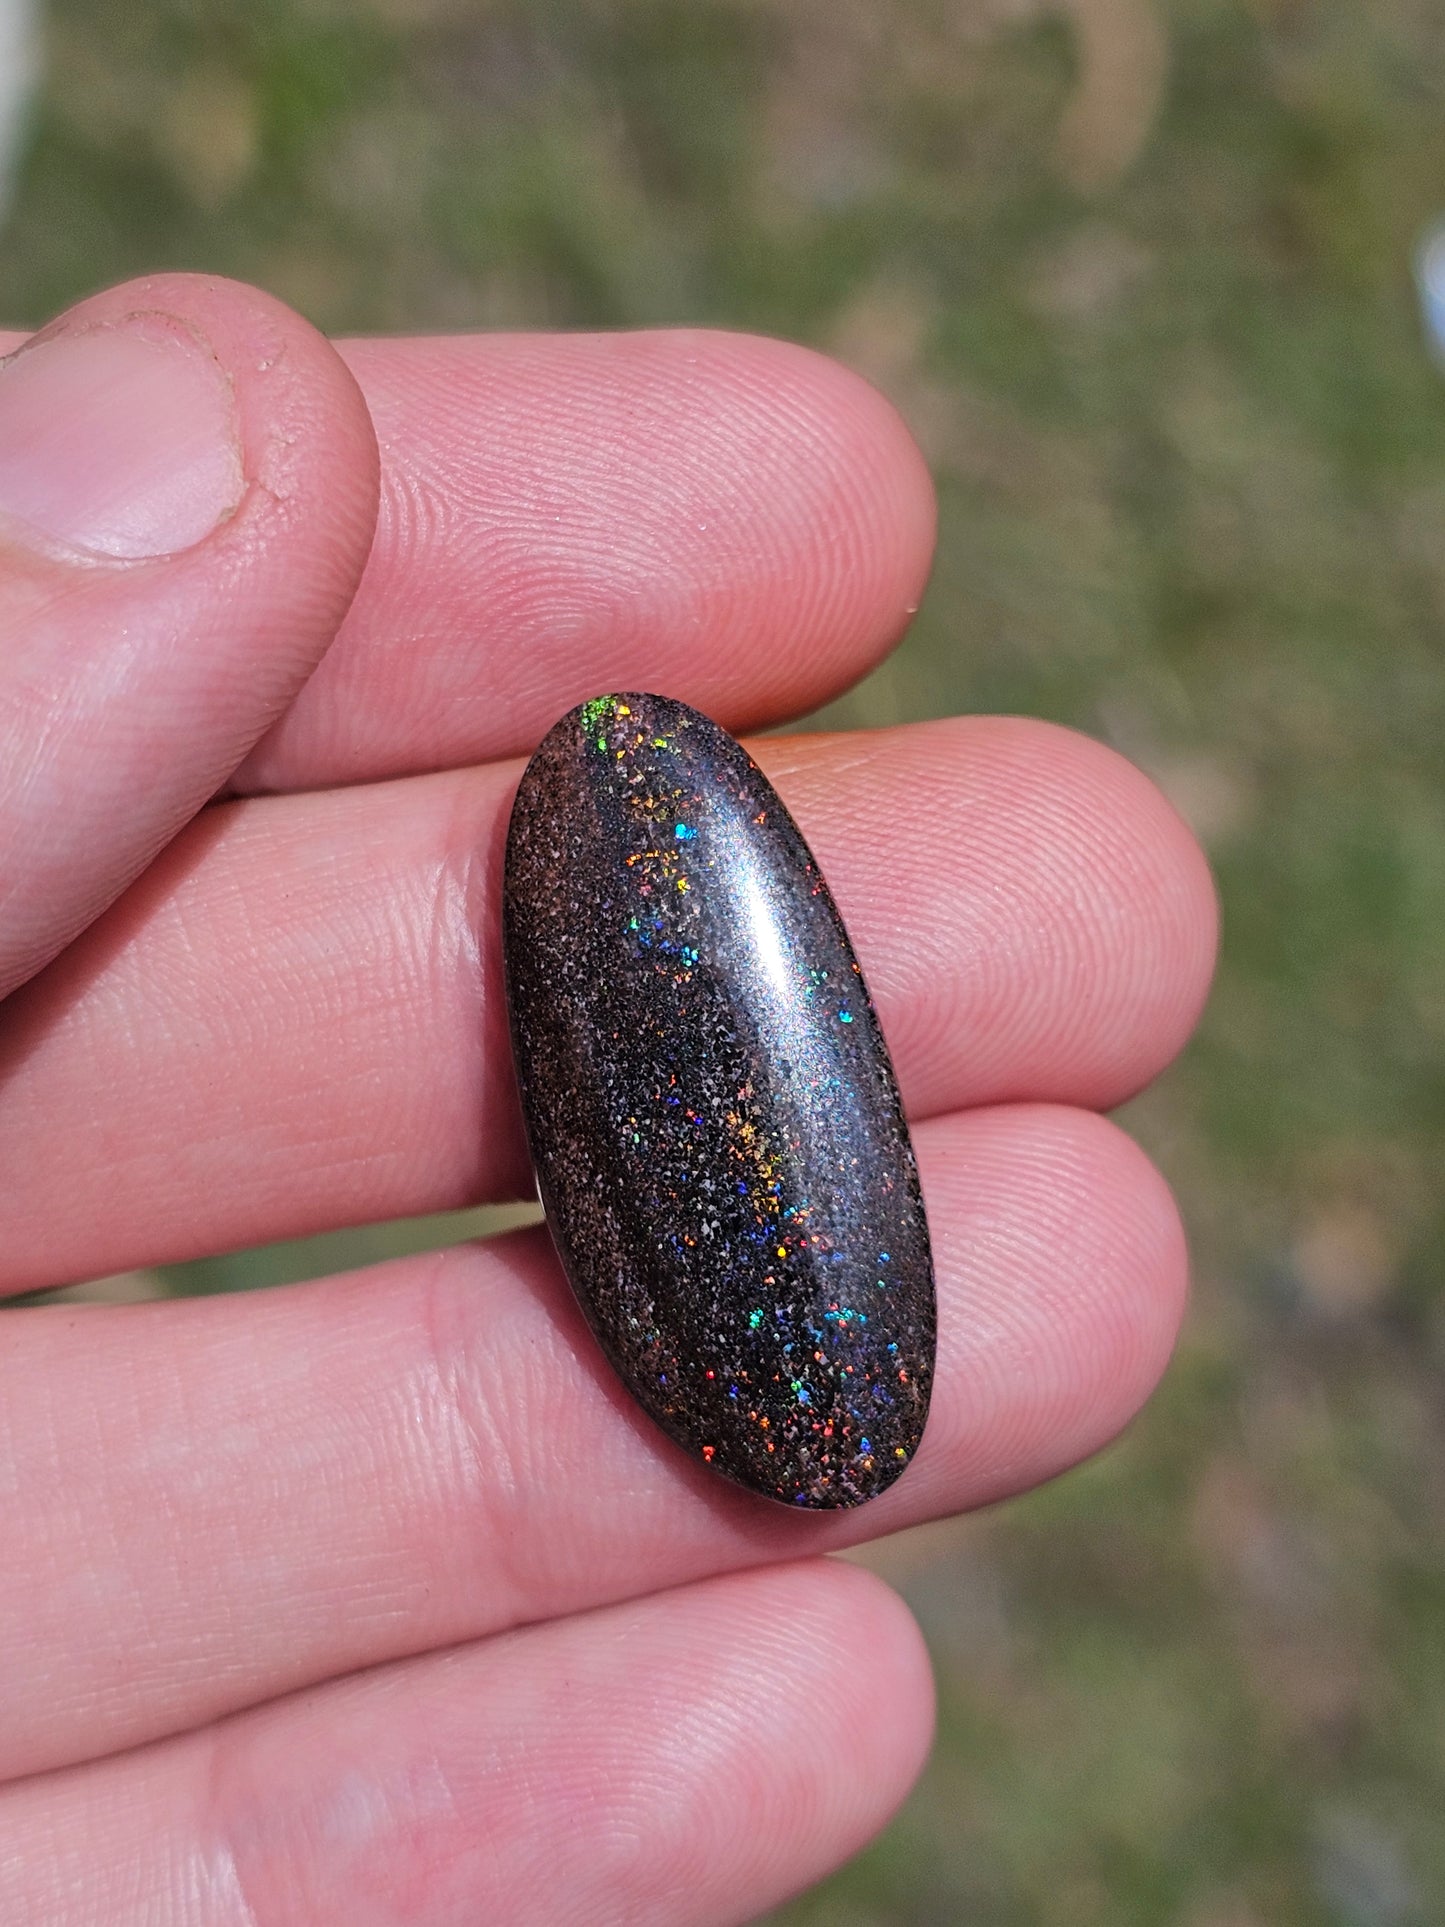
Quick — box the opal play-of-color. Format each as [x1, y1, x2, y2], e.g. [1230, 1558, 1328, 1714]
[503, 693, 935, 1507]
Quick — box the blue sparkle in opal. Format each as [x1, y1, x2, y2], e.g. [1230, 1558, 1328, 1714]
[838, 1009, 854, 1023]
[674, 822, 697, 840]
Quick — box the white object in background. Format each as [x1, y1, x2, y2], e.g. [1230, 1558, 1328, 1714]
[1416, 222, 1445, 368]
[0, 0, 37, 222]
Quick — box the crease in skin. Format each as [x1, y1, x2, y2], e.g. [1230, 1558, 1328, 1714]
[415, 1249, 535, 1612]
[755, 741, 885, 787]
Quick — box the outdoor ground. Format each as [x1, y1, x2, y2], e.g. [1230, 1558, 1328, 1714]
[4, 2, 1444, 1920]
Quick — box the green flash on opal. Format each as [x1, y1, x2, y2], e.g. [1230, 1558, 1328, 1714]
[581, 693, 626, 750]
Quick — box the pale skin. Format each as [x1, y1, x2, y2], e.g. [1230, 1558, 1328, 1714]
[0, 273, 1217, 1924]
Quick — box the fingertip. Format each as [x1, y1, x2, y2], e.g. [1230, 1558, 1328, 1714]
[701, 330, 939, 718]
[90, 272, 381, 658]
[668, 1560, 937, 1907]
[0, 272, 380, 997]
[1044, 720, 1221, 1087]
[738, 1555, 937, 1736]
[947, 716, 1219, 1105]
[758, 714, 1219, 1119]
[1062, 1105, 1192, 1407]
[811, 1558, 938, 1795]
[0, 268, 380, 689]
[239, 325, 937, 788]
[917, 1103, 1189, 1506]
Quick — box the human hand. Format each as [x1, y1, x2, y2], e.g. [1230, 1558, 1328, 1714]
[0, 274, 1216, 1924]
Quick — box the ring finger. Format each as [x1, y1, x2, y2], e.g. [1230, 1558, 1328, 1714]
[0, 1101, 1183, 1780]
[0, 1560, 935, 1927]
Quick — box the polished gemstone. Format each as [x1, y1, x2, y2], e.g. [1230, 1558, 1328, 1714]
[503, 693, 935, 1508]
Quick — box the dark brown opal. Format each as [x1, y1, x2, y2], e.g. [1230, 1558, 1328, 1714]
[502, 694, 935, 1508]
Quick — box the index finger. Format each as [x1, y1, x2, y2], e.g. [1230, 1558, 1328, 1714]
[237, 329, 937, 789]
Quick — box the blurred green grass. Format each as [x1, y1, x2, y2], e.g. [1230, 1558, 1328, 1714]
[5, 1, 1445, 1919]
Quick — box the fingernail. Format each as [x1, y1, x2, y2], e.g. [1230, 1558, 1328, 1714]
[0, 314, 244, 560]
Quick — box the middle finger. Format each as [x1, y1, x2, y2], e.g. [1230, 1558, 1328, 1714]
[0, 716, 1213, 1293]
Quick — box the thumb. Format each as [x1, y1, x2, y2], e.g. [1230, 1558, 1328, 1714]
[0, 272, 379, 999]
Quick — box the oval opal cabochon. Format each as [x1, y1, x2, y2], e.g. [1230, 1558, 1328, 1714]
[502, 694, 936, 1508]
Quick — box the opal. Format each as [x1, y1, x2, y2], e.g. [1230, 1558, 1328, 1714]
[502, 693, 935, 1508]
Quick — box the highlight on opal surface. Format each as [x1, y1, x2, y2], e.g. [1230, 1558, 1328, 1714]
[502, 692, 935, 1508]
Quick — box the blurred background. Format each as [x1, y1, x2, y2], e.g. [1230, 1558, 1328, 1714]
[3, 0, 1444, 1920]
